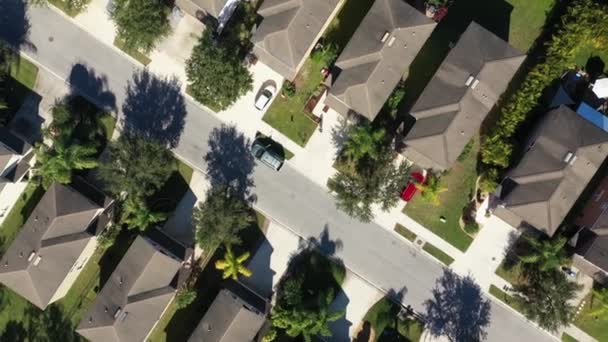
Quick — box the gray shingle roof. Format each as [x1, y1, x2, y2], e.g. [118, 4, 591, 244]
[495, 105, 608, 236]
[0, 183, 104, 308]
[188, 285, 266, 342]
[325, 0, 435, 121]
[401, 22, 525, 170]
[252, 0, 341, 81]
[76, 235, 183, 342]
[576, 230, 608, 274]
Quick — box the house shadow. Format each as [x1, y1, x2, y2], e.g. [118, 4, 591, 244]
[67, 63, 117, 112]
[423, 269, 491, 342]
[159, 186, 198, 247]
[121, 69, 186, 148]
[0, 0, 34, 53]
[204, 124, 255, 201]
[241, 233, 275, 298]
[8, 91, 43, 144]
[0, 306, 80, 341]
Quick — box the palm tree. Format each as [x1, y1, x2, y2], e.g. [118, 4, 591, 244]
[519, 235, 568, 272]
[415, 173, 447, 205]
[215, 245, 252, 280]
[342, 123, 385, 162]
[34, 142, 99, 189]
[588, 287, 608, 317]
[120, 195, 167, 231]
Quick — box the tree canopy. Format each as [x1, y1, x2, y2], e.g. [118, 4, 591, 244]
[342, 123, 386, 162]
[186, 30, 252, 111]
[110, 0, 171, 53]
[214, 245, 252, 280]
[34, 142, 98, 188]
[518, 235, 568, 273]
[120, 195, 167, 231]
[100, 134, 175, 198]
[193, 185, 254, 251]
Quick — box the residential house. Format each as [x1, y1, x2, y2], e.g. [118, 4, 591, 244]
[494, 105, 608, 237]
[0, 127, 33, 219]
[76, 234, 191, 342]
[324, 0, 435, 122]
[188, 281, 267, 342]
[572, 174, 608, 285]
[398, 22, 525, 171]
[0, 179, 112, 309]
[251, 0, 344, 81]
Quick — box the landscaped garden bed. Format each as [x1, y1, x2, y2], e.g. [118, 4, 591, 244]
[394, 223, 417, 242]
[360, 296, 423, 342]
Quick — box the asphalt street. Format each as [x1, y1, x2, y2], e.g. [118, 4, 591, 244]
[2, 4, 556, 341]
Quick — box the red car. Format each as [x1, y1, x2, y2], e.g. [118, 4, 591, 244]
[401, 171, 426, 202]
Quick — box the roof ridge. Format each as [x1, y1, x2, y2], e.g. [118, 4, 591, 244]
[126, 286, 175, 305]
[40, 231, 93, 248]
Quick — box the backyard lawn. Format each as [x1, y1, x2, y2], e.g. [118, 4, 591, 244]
[403, 139, 477, 252]
[362, 296, 423, 342]
[574, 292, 608, 342]
[505, 0, 556, 52]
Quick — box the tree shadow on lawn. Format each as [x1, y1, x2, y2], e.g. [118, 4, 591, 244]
[0, 306, 81, 342]
[423, 269, 491, 342]
[121, 69, 186, 148]
[68, 63, 117, 113]
[0, 0, 35, 54]
[204, 124, 255, 201]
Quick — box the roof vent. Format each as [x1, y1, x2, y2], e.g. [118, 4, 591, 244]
[465, 76, 474, 86]
[33, 255, 42, 266]
[380, 31, 390, 43]
[119, 311, 128, 322]
[563, 152, 573, 163]
[113, 307, 122, 319]
[28, 251, 36, 262]
[471, 79, 480, 89]
[569, 155, 578, 165]
[388, 36, 396, 47]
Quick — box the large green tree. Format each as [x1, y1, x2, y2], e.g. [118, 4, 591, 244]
[120, 195, 166, 231]
[271, 285, 344, 342]
[342, 123, 386, 162]
[515, 270, 580, 332]
[34, 142, 98, 188]
[100, 134, 175, 198]
[519, 235, 568, 273]
[328, 148, 410, 222]
[110, 0, 171, 53]
[186, 30, 253, 111]
[193, 185, 254, 251]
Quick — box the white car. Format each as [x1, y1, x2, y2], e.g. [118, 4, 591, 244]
[254, 85, 275, 111]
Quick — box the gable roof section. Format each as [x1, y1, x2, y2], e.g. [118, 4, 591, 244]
[0, 183, 103, 308]
[401, 22, 525, 170]
[252, 0, 341, 81]
[325, 0, 435, 121]
[495, 105, 608, 236]
[188, 284, 266, 342]
[77, 236, 182, 342]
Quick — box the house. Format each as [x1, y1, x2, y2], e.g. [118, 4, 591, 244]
[188, 281, 267, 342]
[572, 174, 608, 285]
[494, 105, 608, 237]
[76, 234, 191, 342]
[0, 179, 112, 309]
[398, 22, 525, 171]
[0, 127, 33, 218]
[251, 0, 343, 81]
[324, 0, 435, 122]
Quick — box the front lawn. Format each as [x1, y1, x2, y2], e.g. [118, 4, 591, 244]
[48, 0, 84, 17]
[422, 242, 454, 266]
[362, 297, 423, 342]
[261, 57, 320, 147]
[489, 285, 527, 315]
[9, 55, 38, 90]
[403, 139, 478, 252]
[574, 292, 608, 342]
[562, 332, 579, 342]
[113, 38, 152, 66]
[495, 258, 524, 286]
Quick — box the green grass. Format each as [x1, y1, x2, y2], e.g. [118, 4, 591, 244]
[561, 332, 579, 342]
[262, 58, 320, 147]
[404, 139, 477, 252]
[422, 243, 454, 266]
[574, 292, 608, 341]
[394, 223, 417, 242]
[573, 42, 608, 69]
[9, 55, 38, 90]
[0, 183, 44, 255]
[489, 285, 527, 315]
[495, 259, 524, 286]
[113, 38, 152, 66]
[505, 0, 556, 52]
[48, 0, 83, 17]
[363, 297, 423, 342]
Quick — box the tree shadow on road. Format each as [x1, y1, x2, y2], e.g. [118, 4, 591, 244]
[122, 69, 186, 148]
[204, 124, 255, 201]
[423, 269, 491, 342]
[67, 63, 117, 112]
[0, 0, 35, 54]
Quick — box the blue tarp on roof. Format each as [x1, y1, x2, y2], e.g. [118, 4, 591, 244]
[576, 102, 608, 132]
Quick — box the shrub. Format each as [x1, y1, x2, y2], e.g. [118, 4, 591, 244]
[175, 289, 197, 309]
[464, 221, 480, 235]
[479, 168, 499, 194]
[281, 81, 296, 98]
[262, 329, 277, 342]
[457, 139, 474, 162]
[481, 0, 608, 168]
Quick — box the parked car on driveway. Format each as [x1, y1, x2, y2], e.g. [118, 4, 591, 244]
[254, 85, 275, 111]
[251, 138, 284, 171]
[400, 170, 427, 202]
